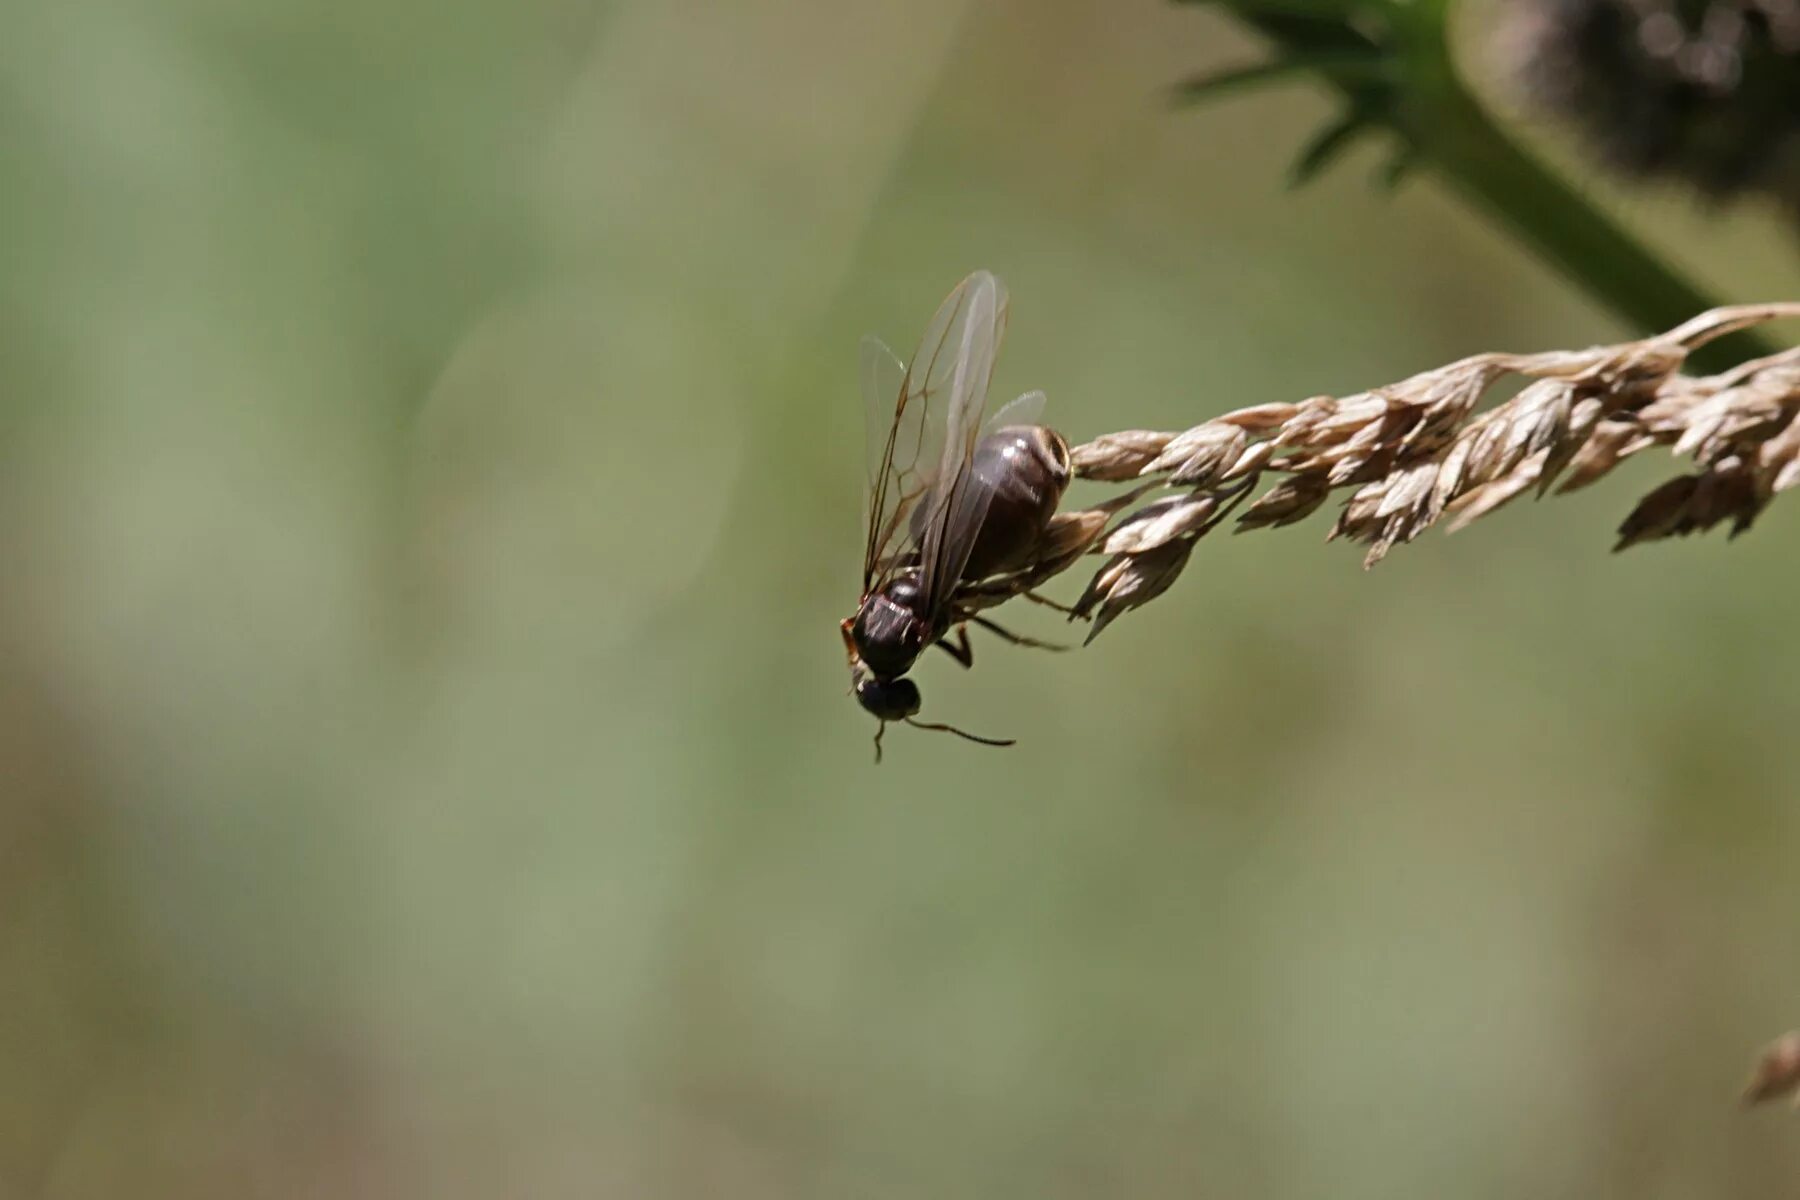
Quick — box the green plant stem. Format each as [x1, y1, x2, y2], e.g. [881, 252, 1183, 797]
[1233, 9, 1779, 375]
[1407, 71, 1772, 374]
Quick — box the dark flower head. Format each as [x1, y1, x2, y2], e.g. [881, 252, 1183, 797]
[1501, 0, 1800, 212]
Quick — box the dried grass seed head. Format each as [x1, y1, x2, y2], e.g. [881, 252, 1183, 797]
[1056, 302, 1800, 638]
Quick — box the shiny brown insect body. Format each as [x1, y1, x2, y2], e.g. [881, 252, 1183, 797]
[841, 271, 1072, 759]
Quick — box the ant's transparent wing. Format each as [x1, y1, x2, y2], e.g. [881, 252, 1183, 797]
[859, 271, 1009, 600]
[913, 272, 1010, 616]
[984, 388, 1045, 433]
[859, 334, 919, 589]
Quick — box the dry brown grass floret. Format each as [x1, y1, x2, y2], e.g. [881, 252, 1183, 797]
[1064, 303, 1800, 640]
[1744, 1031, 1800, 1109]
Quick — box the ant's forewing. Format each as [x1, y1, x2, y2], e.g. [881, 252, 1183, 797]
[859, 271, 1010, 603]
[914, 274, 1008, 612]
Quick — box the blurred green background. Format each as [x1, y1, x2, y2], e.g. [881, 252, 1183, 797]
[3, 1, 1799, 1196]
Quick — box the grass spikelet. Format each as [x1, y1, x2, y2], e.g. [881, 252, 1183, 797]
[1062, 303, 1800, 635]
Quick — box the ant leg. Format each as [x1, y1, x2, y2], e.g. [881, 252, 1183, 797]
[1020, 590, 1079, 616]
[971, 615, 1068, 652]
[935, 627, 974, 669]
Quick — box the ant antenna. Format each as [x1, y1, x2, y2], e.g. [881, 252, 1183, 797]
[872, 721, 887, 764]
[904, 718, 1015, 748]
